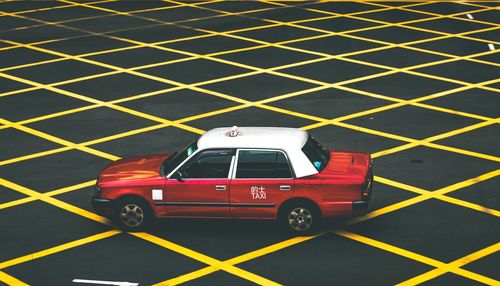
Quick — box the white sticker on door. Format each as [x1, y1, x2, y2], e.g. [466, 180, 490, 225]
[152, 189, 163, 200]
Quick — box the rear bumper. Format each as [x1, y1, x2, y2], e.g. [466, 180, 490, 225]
[91, 197, 113, 217]
[319, 199, 370, 218]
[352, 200, 369, 215]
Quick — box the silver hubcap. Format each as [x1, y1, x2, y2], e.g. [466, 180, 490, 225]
[288, 207, 313, 231]
[120, 204, 144, 227]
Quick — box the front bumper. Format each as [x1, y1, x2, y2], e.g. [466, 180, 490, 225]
[91, 197, 113, 217]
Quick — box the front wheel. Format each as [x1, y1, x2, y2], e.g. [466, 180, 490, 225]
[114, 198, 152, 231]
[281, 203, 322, 234]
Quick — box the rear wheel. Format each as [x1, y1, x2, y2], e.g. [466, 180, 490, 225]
[280, 202, 321, 234]
[114, 198, 152, 231]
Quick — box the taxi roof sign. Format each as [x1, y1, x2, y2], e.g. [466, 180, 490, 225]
[227, 126, 239, 137]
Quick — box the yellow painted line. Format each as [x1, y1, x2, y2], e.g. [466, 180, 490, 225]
[0, 86, 39, 98]
[0, 57, 68, 73]
[0, 10, 380, 76]
[0, 103, 214, 166]
[52, 196, 112, 223]
[45, 180, 96, 197]
[344, 197, 428, 226]
[372, 142, 418, 159]
[2, 3, 496, 136]
[0, 68, 205, 136]
[0, 175, 279, 286]
[257, 85, 332, 105]
[336, 230, 446, 268]
[344, 169, 500, 226]
[81, 124, 170, 146]
[175, 104, 252, 124]
[15, 104, 104, 126]
[228, 235, 318, 265]
[0, 271, 29, 286]
[334, 121, 416, 143]
[336, 230, 500, 285]
[398, 243, 500, 285]
[344, 4, 500, 45]
[132, 232, 282, 286]
[156, 266, 219, 286]
[0, 117, 120, 162]
[452, 242, 500, 269]
[422, 119, 497, 143]
[0, 146, 72, 167]
[0, 4, 496, 286]
[436, 195, 500, 217]
[0, 230, 120, 270]
[374, 176, 429, 195]
[1, 38, 254, 107]
[425, 143, 500, 163]
[436, 169, 500, 195]
[8, 0, 497, 98]
[258, 104, 326, 122]
[0, 179, 96, 210]
[447, 268, 500, 286]
[154, 234, 319, 285]
[0, 197, 38, 210]
[399, 3, 500, 28]
[4, 0, 113, 16]
[412, 102, 493, 121]
[0, 178, 110, 224]
[370, 119, 500, 161]
[398, 268, 449, 286]
[0, 72, 99, 105]
[109, 104, 205, 135]
[2, 73, 496, 175]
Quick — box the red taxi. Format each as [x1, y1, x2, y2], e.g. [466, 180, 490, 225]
[92, 127, 373, 233]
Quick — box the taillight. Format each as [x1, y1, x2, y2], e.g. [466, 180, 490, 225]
[361, 163, 373, 200]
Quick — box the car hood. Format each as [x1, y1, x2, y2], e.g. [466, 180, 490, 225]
[98, 153, 172, 185]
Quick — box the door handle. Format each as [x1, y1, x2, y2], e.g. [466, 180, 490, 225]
[215, 185, 227, 191]
[280, 185, 291, 191]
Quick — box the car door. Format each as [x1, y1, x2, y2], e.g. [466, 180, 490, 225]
[230, 149, 295, 219]
[163, 149, 235, 218]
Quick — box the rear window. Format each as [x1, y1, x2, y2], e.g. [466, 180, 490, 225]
[301, 135, 330, 172]
[236, 150, 292, 178]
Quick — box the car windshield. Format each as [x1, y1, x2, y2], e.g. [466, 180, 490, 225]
[161, 139, 198, 176]
[301, 135, 330, 172]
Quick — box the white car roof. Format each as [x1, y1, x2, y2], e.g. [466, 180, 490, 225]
[198, 127, 318, 178]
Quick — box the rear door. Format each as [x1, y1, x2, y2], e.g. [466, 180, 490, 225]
[164, 149, 235, 217]
[230, 149, 295, 219]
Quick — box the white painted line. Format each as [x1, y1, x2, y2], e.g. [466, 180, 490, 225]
[73, 279, 138, 286]
[466, 13, 474, 19]
[488, 43, 495, 51]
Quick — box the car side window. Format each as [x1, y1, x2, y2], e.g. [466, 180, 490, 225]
[179, 149, 234, 179]
[236, 150, 292, 179]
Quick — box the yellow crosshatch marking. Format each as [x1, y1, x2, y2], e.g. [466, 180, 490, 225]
[0, 0, 499, 285]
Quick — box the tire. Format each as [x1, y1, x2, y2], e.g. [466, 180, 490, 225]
[280, 202, 322, 234]
[114, 198, 152, 231]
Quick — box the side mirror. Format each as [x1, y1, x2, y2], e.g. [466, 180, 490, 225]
[174, 171, 184, 182]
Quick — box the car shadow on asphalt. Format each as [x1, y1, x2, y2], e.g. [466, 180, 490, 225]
[140, 217, 349, 236]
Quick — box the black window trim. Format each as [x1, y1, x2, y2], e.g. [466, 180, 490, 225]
[232, 148, 296, 180]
